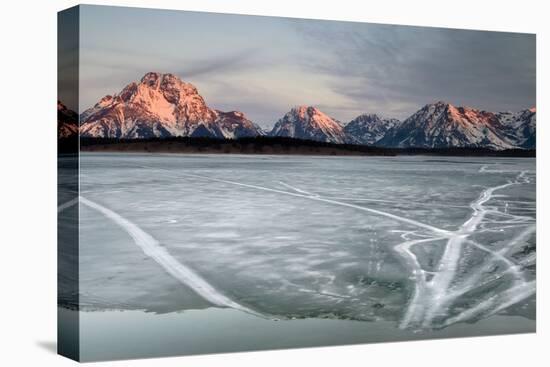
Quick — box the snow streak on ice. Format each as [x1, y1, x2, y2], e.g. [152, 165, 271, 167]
[79, 196, 265, 318]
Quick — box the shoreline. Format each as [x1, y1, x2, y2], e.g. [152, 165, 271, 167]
[76, 137, 535, 158]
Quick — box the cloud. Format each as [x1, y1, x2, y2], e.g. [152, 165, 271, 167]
[78, 9, 535, 126]
[174, 48, 265, 78]
[79, 45, 274, 112]
[292, 20, 535, 119]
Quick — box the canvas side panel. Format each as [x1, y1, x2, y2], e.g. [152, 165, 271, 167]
[57, 5, 80, 362]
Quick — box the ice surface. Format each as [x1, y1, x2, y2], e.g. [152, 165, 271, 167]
[69, 153, 536, 330]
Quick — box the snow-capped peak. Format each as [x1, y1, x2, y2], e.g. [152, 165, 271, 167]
[269, 106, 347, 144]
[377, 101, 535, 150]
[80, 72, 264, 139]
[344, 113, 400, 145]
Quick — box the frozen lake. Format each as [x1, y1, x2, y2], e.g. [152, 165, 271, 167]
[60, 153, 536, 359]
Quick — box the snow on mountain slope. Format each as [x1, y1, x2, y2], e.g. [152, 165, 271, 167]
[344, 114, 400, 145]
[377, 101, 520, 150]
[269, 106, 347, 144]
[80, 72, 264, 139]
[58, 100, 78, 138]
[497, 108, 536, 149]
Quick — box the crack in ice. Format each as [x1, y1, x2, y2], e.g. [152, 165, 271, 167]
[133, 164, 534, 329]
[278, 181, 319, 197]
[400, 168, 535, 329]
[58, 197, 79, 213]
[139, 166, 450, 236]
[79, 195, 266, 319]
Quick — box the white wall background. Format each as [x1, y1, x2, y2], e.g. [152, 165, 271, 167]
[0, 0, 547, 366]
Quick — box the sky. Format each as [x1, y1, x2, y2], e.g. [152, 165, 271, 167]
[77, 5, 536, 128]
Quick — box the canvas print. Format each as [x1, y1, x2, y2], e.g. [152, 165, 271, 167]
[58, 5, 536, 362]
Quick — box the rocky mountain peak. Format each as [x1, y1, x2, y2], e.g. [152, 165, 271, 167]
[270, 106, 346, 144]
[377, 101, 518, 149]
[80, 72, 263, 139]
[344, 113, 400, 145]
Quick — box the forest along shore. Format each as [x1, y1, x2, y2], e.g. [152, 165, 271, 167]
[78, 137, 536, 157]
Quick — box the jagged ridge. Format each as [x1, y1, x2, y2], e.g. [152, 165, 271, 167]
[344, 114, 400, 145]
[377, 101, 535, 150]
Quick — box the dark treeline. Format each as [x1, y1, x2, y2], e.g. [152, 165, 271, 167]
[78, 136, 535, 157]
[58, 137, 78, 154]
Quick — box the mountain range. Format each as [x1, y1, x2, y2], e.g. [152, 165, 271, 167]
[63, 72, 536, 150]
[378, 101, 536, 150]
